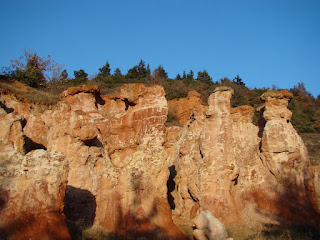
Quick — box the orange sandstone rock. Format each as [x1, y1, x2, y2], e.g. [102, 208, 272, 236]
[1, 82, 319, 239]
[9, 84, 187, 239]
[171, 87, 320, 226]
[168, 91, 202, 125]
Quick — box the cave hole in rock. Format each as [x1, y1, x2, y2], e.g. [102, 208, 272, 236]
[63, 185, 97, 239]
[123, 98, 136, 111]
[83, 137, 103, 147]
[20, 118, 27, 129]
[167, 165, 177, 210]
[24, 136, 46, 154]
[93, 92, 106, 107]
[232, 174, 239, 186]
[0, 101, 14, 113]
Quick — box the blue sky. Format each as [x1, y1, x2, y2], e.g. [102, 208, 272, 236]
[1, 0, 319, 97]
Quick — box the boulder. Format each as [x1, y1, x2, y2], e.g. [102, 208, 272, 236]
[192, 210, 228, 240]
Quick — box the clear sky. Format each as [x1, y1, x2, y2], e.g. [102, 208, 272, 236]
[0, 0, 319, 97]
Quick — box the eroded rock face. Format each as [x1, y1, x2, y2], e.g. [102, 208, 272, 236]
[1, 83, 319, 239]
[255, 90, 319, 224]
[169, 88, 320, 226]
[168, 91, 203, 125]
[8, 84, 186, 239]
[0, 101, 69, 239]
[170, 87, 241, 223]
[0, 120, 70, 240]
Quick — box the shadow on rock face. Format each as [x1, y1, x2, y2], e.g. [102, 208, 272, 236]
[63, 185, 96, 239]
[24, 136, 47, 154]
[167, 165, 177, 210]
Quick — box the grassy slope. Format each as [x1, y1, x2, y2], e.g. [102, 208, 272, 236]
[300, 133, 320, 166]
[0, 77, 59, 104]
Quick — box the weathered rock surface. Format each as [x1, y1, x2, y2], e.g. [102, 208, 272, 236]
[0, 97, 70, 239]
[253, 90, 318, 224]
[0, 127, 70, 240]
[1, 83, 319, 239]
[170, 87, 241, 223]
[192, 210, 228, 240]
[169, 88, 320, 226]
[1, 84, 187, 239]
[168, 91, 203, 125]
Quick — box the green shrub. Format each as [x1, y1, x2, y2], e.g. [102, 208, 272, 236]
[289, 100, 315, 133]
[92, 76, 115, 88]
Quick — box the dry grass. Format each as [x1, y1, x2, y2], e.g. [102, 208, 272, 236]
[300, 133, 320, 166]
[165, 108, 182, 127]
[227, 224, 320, 240]
[227, 225, 264, 240]
[174, 224, 193, 239]
[80, 224, 320, 240]
[81, 225, 111, 240]
[0, 78, 59, 104]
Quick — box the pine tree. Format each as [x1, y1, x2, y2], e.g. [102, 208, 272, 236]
[187, 70, 194, 81]
[138, 59, 148, 78]
[153, 65, 168, 79]
[74, 69, 88, 80]
[233, 74, 245, 86]
[61, 69, 68, 79]
[126, 66, 139, 79]
[113, 68, 122, 76]
[147, 64, 151, 77]
[98, 61, 111, 77]
[197, 70, 212, 86]
[182, 71, 187, 79]
[176, 73, 182, 80]
[127, 59, 149, 79]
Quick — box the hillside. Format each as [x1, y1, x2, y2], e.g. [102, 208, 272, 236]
[1, 79, 320, 240]
[1, 75, 319, 166]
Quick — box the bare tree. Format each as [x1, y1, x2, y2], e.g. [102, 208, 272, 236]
[10, 49, 65, 87]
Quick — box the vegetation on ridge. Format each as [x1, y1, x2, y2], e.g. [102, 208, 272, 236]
[1, 49, 319, 135]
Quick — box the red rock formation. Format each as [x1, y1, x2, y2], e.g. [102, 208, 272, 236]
[170, 87, 241, 223]
[1, 84, 187, 239]
[255, 90, 319, 224]
[168, 91, 203, 125]
[1, 83, 319, 239]
[0, 111, 70, 239]
[170, 88, 320, 226]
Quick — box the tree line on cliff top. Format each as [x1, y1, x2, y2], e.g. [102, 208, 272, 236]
[1, 49, 319, 133]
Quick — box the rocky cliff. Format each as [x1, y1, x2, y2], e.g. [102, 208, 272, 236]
[168, 88, 319, 227]
[0, 83, 319, 239]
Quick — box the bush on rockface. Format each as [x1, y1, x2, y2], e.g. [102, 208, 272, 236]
[9, 49, 64, 88]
